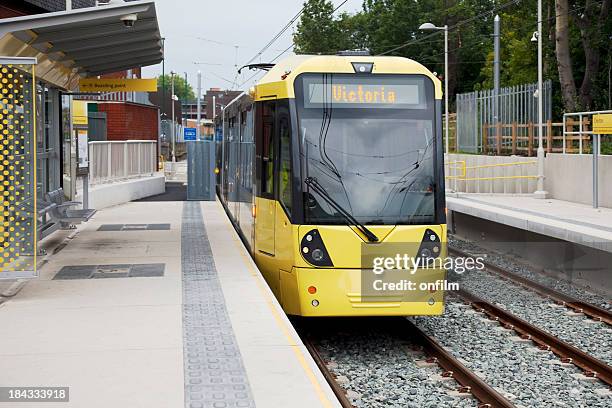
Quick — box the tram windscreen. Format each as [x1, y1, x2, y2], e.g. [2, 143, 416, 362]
[296, 74, 437, 225]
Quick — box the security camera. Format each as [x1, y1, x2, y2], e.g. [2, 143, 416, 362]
[121, 14, 137, 28]
[530, 31, 538, 43]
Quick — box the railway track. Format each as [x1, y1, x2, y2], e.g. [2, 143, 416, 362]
[302, 335, 355, 408]
[449, 247, 612, 325]
[403, 319, 516, 408]
[298, 246, 612, 406]
[301, 319, 517, 408]
[457, 288, 612, 387]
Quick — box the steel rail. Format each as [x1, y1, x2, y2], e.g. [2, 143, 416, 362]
[302, 336, 355, 408]
[404, 319, 517, 408]
[449, 247, 612, 326]
[458, 289, 612, 386]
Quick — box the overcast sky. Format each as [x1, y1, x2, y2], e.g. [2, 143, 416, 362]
[142, 0, 364, 94]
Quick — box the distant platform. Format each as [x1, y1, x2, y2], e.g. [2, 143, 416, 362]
[447, 194, 612, 253]
[0, 200, 339, 408]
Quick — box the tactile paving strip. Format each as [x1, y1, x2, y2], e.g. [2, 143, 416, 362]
[97, 224, 171, 231]
[53, 263, 165, 279]
[181, 202, 255, 408]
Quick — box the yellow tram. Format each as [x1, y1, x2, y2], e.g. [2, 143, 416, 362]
[218, 53, 447, 316]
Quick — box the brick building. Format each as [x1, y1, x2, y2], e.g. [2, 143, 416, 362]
[1, 0, 159, 142]
[79, 67, 160, 141]
[95, 102, 159, 141]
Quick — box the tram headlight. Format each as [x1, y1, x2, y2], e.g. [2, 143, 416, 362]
[416, 229, 442, 267]
[311, 248, 324, 262]
[300, 229, 333, 267]
[420, 248, 432, 258]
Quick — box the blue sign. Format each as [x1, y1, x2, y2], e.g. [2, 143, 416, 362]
[215, 127, 223, 142]
[184, 127, 197, 141]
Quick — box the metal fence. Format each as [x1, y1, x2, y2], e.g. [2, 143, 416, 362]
[456, 80, 552, 153]
[89, 140, 157, 185]
[563, 110, 612, 155]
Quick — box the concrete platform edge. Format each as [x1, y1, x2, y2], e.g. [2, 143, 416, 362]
[200, 200, 341, 408]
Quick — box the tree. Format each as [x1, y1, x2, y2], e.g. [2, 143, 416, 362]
[292, 0, 612, 114]
[555, 0, 611, 111]
[555, 0, 577, 111]
[157, 74, 195, 101]
[293, 0, 355, 54]
[573, 0, 611, 109]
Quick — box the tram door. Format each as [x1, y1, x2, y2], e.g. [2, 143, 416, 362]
[255, 101, 276, 257]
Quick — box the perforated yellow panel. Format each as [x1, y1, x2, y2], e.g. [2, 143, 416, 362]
[0, 63, 36, 277]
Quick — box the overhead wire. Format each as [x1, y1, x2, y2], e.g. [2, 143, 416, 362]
[237, 0, 351, 89]
[243, 7, 306, 66]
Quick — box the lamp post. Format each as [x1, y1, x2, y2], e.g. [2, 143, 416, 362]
[197, 70, 202, 140]
[160, 37, 165, 160]
[170, 71, 176, 164]
[534, 0, 547, 198]
[419, 22, 449, 155]
[608, 35, 612, 109]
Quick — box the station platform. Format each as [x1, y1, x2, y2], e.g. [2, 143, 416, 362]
[0, 201, 340, 408]
[447, 194, 612, 253]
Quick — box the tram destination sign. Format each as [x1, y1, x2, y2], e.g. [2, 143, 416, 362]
[304, 79, 427, 109]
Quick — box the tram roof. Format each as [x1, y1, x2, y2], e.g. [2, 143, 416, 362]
[0, 1, 162, 90]
[253, 54, 442, 100]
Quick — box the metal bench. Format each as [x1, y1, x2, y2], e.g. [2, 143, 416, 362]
[45, 188, 96, 229]
[37, 198, 59, 239]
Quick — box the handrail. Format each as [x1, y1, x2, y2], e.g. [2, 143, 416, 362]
[445, 160, 536, 181]
[445, 160, 466, 180]
[563, 110, 612, 154]
[464, 160, 536, 170]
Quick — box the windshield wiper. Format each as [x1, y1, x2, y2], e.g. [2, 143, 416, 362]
[305, 177, 379, 242]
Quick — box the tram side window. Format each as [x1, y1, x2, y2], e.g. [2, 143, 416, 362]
[278, 106, 292, 214]
[261, 102, 275, 197]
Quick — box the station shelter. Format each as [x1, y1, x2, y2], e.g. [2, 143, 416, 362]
[0, 1, 163, 278]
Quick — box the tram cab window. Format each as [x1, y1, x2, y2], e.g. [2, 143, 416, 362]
[261, 102, 275, 197]
[278, 104, 292, 214]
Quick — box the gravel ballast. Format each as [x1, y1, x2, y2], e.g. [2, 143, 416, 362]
[413, 301, 612, 408]
[450, 236, 611, 311]
[455, 268, 612, 365]
[312, 324, 480, 408]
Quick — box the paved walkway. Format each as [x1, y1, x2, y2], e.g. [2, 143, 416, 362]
[447, 194, 612, 252]
[0, 201, 338, 408]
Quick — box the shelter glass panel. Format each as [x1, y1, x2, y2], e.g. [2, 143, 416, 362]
[0, 61, 37, 277]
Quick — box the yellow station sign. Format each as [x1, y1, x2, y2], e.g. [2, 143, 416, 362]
[593, 113, 612, 134]
[72, 100, 88, 126]
[79, 78, 158, 93]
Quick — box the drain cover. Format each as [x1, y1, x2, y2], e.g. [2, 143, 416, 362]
[53, 263, 165, 279]
[97, 224, 171, 231]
